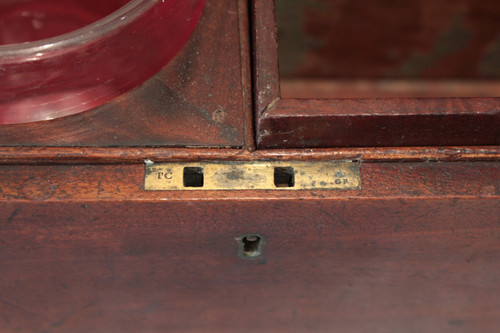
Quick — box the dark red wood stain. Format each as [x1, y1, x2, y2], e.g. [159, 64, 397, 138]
[276, 0, 500, 79]
[0, 0, 498, 331]
[252, 0, 500, 148]
[259, 98, 500, 148]
[0, 161, 498, 332]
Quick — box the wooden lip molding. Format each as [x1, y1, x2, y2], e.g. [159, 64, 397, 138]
[0, 146, 498, 165]
[251, 0, 500, 149]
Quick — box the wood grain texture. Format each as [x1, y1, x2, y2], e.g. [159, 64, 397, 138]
[0, 0, 252, 148]
[276, 0, 500, 79]
[0, 161, 498, 201]
[252, 0, 500, 148]
[0, 161, 498, 332]
[259, 98, 500, 148]
[252, 0, 281, 117]
[0, 146, 499, 165]
[0, 1, 498, 331]
[280, 79, 500, 99]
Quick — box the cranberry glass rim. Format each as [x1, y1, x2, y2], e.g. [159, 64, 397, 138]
[0, 0, 154, 58]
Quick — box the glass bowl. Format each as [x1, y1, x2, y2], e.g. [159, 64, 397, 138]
[0, 0, 205, 124]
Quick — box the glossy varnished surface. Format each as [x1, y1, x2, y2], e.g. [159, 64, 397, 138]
[0, 146, 498, 164]
[0, 0, 499, 331]
[259, 98, 500, 148]
[0, 160, 498, 332]
[252, 0, 500, 148]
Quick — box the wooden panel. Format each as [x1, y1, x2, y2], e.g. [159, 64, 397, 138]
[280, 79, 500, 99]
[276, 0, 500, 79]
[0, 199, 499, 332]
[0, 0, 253, 148]
[259, 98, 500, 148]
[0, 161, 499, 332]
[252, 0, 500, 148]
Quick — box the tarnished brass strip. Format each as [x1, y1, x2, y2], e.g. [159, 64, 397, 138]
[144, 161, 361, 191]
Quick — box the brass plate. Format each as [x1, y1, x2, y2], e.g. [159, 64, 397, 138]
[145, 161, 361, 191]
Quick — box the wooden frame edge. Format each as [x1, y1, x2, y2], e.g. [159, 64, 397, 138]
[0, 146, 498, 164]
[251, 0, 500, 149]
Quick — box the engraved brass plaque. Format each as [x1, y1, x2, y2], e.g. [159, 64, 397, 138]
[145, 161, 361, 191]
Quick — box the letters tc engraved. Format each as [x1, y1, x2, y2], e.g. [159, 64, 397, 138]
[156, 169, 173, 180]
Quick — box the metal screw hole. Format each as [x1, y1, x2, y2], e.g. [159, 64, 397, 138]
[236, 234, 265, 259]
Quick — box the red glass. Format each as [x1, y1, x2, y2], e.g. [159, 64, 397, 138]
[0, 0, 205, 124]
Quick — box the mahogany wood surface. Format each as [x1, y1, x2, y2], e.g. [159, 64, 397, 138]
[280, 79, 500, 99]
[276, 0, 500, 80]
[252, 0, 500, 149]
[0, 146, 499, 165]
[0, 1, 499, 332]
[259, 98, 500, 148]
[0, 160, 498, 332]
[0, 0, 253, 149]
